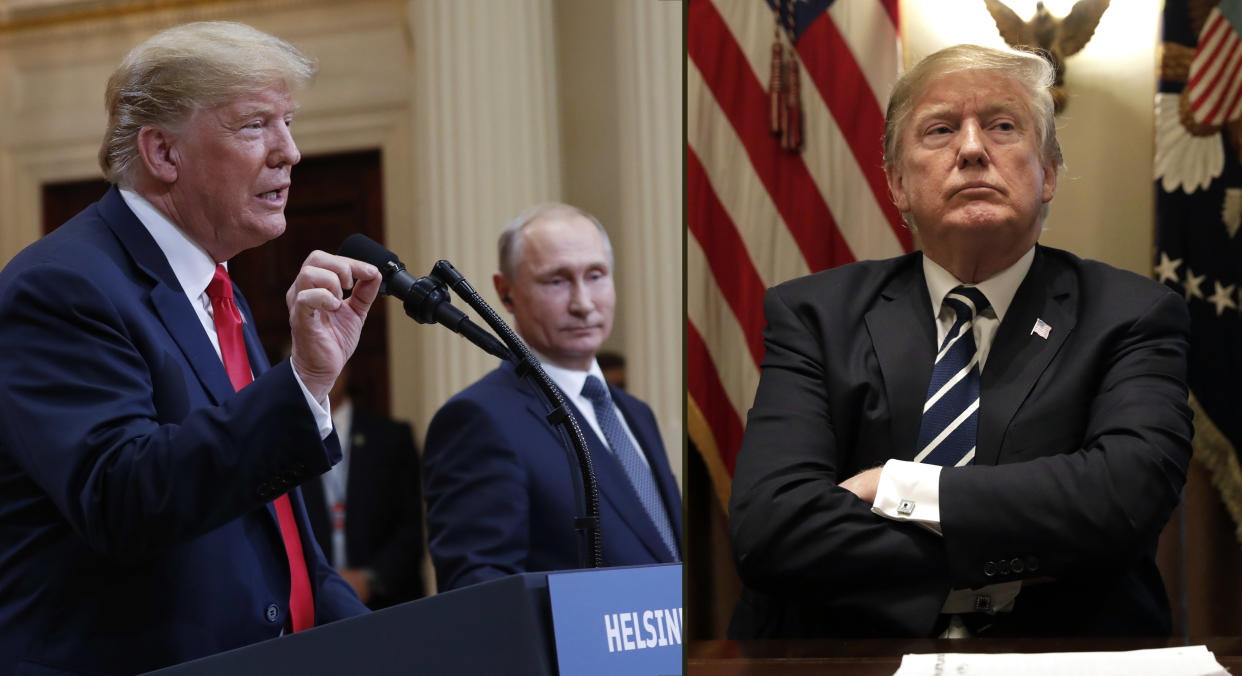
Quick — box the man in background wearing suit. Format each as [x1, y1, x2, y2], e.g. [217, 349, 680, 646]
[424, 203, 681, 591]
[728, 44, 1193, 639]
[302, 363, 426, 608]
[0, 22, 380, 674]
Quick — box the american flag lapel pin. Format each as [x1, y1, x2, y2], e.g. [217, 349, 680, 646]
[1031, 318, 1051, 340]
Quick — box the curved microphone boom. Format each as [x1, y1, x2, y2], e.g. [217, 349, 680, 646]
[339, 234, 511, 361]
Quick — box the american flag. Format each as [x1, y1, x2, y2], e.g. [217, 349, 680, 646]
[687, 0, 908, 507]
[1157, 0, 1242, 537]
[1185, 0, 1242, 127]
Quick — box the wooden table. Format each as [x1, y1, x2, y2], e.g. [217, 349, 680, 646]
[688, 637, 1242, 674]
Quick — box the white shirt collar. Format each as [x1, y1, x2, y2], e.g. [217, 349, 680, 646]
[922, 246, 1035, 323]
[118, 188, 220, 297]
[530, 350, 606, 399]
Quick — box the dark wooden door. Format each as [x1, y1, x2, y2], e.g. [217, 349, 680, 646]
[41, 149, 392, 415]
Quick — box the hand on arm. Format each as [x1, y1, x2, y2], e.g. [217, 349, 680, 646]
[339, 568, 372, 604]
[839, 466, 883, 504]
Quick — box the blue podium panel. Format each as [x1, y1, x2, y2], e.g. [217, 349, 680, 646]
[547, 563, 683, 676]
[144, 573, 556, 676]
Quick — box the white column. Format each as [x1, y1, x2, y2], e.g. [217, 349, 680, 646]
[398, 0, 563, 433]
[613, 0, 683, 486]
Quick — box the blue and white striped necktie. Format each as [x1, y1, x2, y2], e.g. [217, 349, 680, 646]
[914, 286, 991, 467]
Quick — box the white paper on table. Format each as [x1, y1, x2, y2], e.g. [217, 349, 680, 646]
[892, 645, 1227, 676]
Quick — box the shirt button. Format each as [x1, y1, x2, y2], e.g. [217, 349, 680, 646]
[265, 603, 280, 623]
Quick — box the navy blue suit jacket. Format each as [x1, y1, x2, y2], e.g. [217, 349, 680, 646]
[424, 361, 682, 591]
[729, 247, 1192, 638]
[0, 187, 367, 675]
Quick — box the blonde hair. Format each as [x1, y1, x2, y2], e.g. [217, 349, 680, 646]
[882, 44, 1063, 171]
[99, 21, 317, 186]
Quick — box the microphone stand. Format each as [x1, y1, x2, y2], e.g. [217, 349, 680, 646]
[428, 260, 603, 570]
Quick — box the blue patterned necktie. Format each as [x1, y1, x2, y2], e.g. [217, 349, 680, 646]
[915, 286, 991, 467]
[580, 375, 678, 560]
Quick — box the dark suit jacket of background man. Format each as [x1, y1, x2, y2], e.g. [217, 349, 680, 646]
[424, 360, 682, 591]
[729, 245, 1192, 639]
[302, 407, 426, 608]
[0, 186, 367, 675]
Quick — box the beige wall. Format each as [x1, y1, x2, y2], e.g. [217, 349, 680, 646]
[901, 0, 1161, 275]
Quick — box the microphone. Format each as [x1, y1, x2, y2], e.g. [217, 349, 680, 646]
[339, 234, 511, 361]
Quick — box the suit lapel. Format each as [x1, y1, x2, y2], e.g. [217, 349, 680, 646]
[976, 247, 1077, 465]
[864, 263, 938, 461]
[98, 187, 236, 406]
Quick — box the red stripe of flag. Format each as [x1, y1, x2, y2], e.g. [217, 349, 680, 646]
[688, 321, 746, 476]
[688, 147, 768, 367]
[1187, 11, 1226, 92]
[688, 0, 856, 272]
[1187, 29, 1237, 112]
[797, 12, 912, 252]
[1226, 67, 1242, 122]
[1207, 50, 1242, 125]
[1192, 32, 1242, 115]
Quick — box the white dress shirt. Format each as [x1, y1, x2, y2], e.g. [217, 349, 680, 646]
[119, 188, 333, 438]
[869, 246, 1036, 620]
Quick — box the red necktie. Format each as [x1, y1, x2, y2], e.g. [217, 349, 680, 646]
[206, 264, 315, 633]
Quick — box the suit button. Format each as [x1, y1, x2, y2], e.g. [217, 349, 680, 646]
[1010, 557, 1025, 573]
[998, 559, 1010, 575]
[265, 603, 280, 623]
[1025, 555, 1040, 572]
[983, 561, 997, 577]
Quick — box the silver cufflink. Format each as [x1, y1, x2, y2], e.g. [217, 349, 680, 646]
[897, 499, 915, 516]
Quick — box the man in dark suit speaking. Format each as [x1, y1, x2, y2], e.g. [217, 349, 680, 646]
[0, 22, 380, 674]
[728, 44, 1193, 639]
[424, 203, 682, 591]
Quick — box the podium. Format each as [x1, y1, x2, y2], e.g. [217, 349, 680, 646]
[145, 564, 682, 676]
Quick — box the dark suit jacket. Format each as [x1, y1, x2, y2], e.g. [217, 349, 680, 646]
[424, 360, 682, 591]
[0, 186, 368, 675]
[729, 246, 1192, 639]
[302, 407, 426, 608]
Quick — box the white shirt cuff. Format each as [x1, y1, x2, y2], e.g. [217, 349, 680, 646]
[871, 458, 943, 534]
[291, 367, 334, 440]
[940, 581, 1023, 615]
